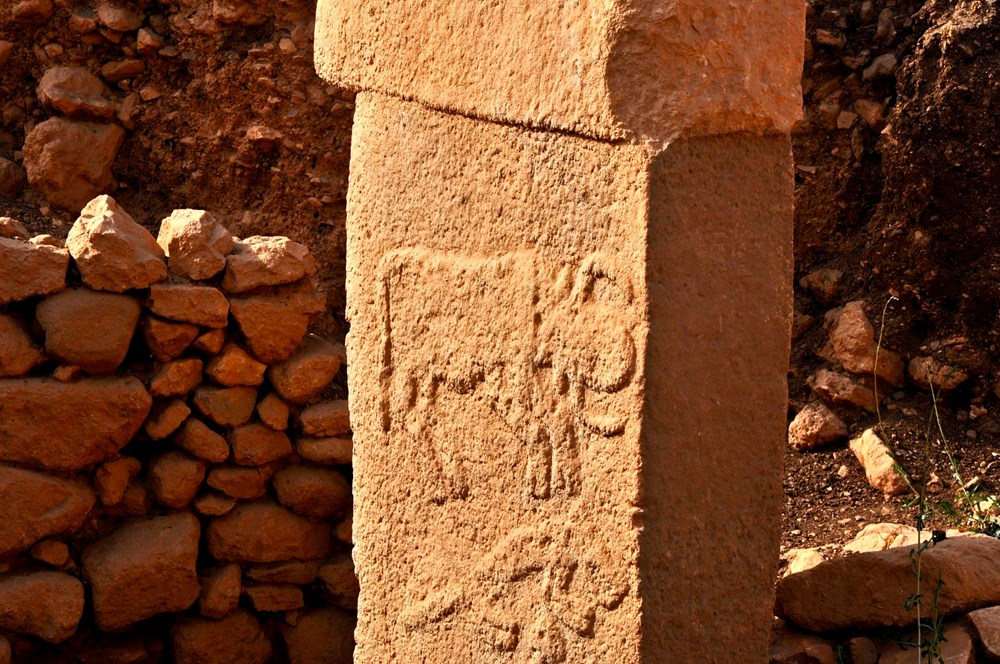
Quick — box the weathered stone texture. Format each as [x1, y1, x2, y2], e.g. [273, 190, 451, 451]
[0, 466, 95, 556]
[0, 572, 84, 643]
[0, 236, 68, 305]
[36, 288, 141, 373]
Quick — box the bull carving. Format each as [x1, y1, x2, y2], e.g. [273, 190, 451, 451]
[376, 248, 638, 501]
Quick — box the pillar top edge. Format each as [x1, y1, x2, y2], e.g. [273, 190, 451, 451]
[314, 0, 804, 144]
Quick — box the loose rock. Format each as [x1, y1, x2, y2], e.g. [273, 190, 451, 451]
[148, 451, 206, 508]
[207, 502, 332, 563]
[31, 539, 70, 567]
[299, 400, 351, 437]
[194, 492, 237, 517]
[769, 622, 837, 664]
[0, 158, 27, 198]
[968, 605, 1000, 660]
[37, 66, 118, 120]
[908, 356, 969, 391]
[0, 572, 84, 643]
[175, 417, 230, 463]
[808, 369, 877, 412]
[83, 513, 200, 631]
[144, 398, 191, 440]
[94, 456, 141, 505]
[147, 283, 229, 328]
[273, 466, 351, 518]
[230, 291, 326, 363]
[150, 358, 204, 397]
[268, 334, 345, 404]
[0, 236, 68, 305]
[799, 268, 843, 306]
[849, 429, 908, 496]
[172, 610, 272, 664]
[140, 315, 199, 362]
[67, 195, 167, 290]
[199, 564, 241, 619]
[193, 385, 258, 427]
[0, 465, 95, 556]
[206, 343, 267, 386]
[825, 301, 904, 386]
[222, 236, 317, 293]
[36, 288, 141, 374]
[0, 312, 45, 377]
[156, 209, 234, 280]
[787, 401, 847, 451]
[230, 423, 292, 466]
[257, 393, 290, 430]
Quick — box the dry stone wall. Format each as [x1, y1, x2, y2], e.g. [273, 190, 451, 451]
[0, 197, 355, 663]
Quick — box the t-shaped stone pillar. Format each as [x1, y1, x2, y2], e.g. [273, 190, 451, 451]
[315, 2, 803, 661]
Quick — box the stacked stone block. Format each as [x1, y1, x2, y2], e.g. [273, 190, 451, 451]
[0, 198, 355, 663]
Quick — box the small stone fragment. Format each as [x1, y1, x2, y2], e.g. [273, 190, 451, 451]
[0, 217, 29, 240]
[96, 1, 141, 31]
[194, 492, 237, 517]
[299, 400, 351, 437]
[193, 328, 226, 354]
[335, 516, 352, 545]
[140, 315, 199, 362]
[849, 429, 908, 496]
[172, 611, 272, 664]
[863, 52, 897, 80]
[207, 466, 272, 499]
[854, 99, 884, 127]
[82, 513, 200, 631]
[148, 451, 206, 508]
[30, 540, 70, 567]
[280, 607, 356, 664]
[67, 195, 167, 290]
[230, 291, 326, 363]
[788, 401, 847, 451]
[147, 283, 229, 328]
[273, 466, 350, 518]
[12, 0, 53, 24]
[0, 377, 151, 470]
[193, 386, 257, 427]
[798, 268, 843, 305]
[222, 236, 317, 293]
[230, 424, 292, 466]
[150, 358, 204, 397]
[36, 288, 140, 374]
[94, 456, 141, 506]
[244, 584, 304, 612]
[296, 437, 352, 465]
[825, 301, 905, 386]
[174, 417, 230, 463]
[0, 158, 27, 198]
[144, 398, 191, 440]
[0, 312, 45, 378]
[257, 393, 289, 430]
[808, 369, 877, 412]
[107, 477, 151, 518]
[206, 343, 267, 386]
[908, 356, 969, 391]
[37, 66, 118, 120]
[0, 465, 95, 556]
[0, 572, 83, 643]
[101, 59, 144, 82]
[268, 335, 345, 404]
[318, 552, 358, 610]
[199, 564, 241, 619]
[206, 502, 332, 563]
[157, 209, 233, 280]
[0, 237, 68, 305]
[782, 548, 825, 577]
[23, 120, 126, 213]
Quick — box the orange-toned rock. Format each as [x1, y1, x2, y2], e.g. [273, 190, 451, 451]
[207, 466, 272, 499]
[0, 217, 28, 239]
[157, 209, 234, 280]
[148, 451, 206, 508]
[172, 610, 272, 664]
[37, 66, 118, 120]
[140, 315, 199, 362]
[768, 622, 837, 664]
[968, 605, 1000, 660]
[144, 398, 191, 440]
[150, 358, 203, 397]
[36, 288, 140, 374]
[175, 417, 230, 463]
[82, 513, 201, 631]
[787, 401, 847, 451]
[0, 572, 84, 643]
[334, 516, 352, 545]
[30, 540, 70, 567]
[206, 344, 266, 386]
[318, 552, 358, 610]
[96, 2, 141, 31]
[230, 423, 292, 466]
[878, 621, 974, 664]
[147, 284, 229, 328]
[256, 393, 289, 430]
[67, 195, 166, 289]
[849, 429, 908, 496]
[206, 502, 332, 563]
[0, 635, 8, 664]
[825, 301, 904, 386]
[296, 437, 352, 465]
[280, 607, 356, 664]
[74, 637, 149, 664]
[0, 236, 68, 304]
[0, 377, 151, 470]
[106, 476, 152, 518]
[299, 400, 350, 437]
[0, 465, 95, 556]
[908, 356, 969, 391]
[221, 236, 317, 293]
[808, 369, 878, 412]
[273, 466, 350, 518]
[230, 291, 326, 363]
[243, 584, 304, 612]
[267, 335, 345, 404]
[775, 536, 1000, 632]
[0, 312, 45, 377]
[22, 120, 125, 213]
[194, 492, 238, 517]
[193, 328, 226, 354]
[94, 455, 141, 505]
[245, 560, 321, 585]
[193, 385, 257, 427]
[199, 564, 241, 619]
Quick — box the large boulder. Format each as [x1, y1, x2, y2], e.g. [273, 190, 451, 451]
[0, 572, 84, 643]
[36, 288, 141, 374]
[22, 118, 125, 213]
[67, 195, 167, 291]
[0, 466, 95, 556]
[82, 513, 201, 631]
[775, 536, 1000, 632]
[0, 377, 151, 470]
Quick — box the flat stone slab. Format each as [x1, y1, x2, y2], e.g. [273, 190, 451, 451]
[315, 0, 803, 144]
[0, 377, 152, 470]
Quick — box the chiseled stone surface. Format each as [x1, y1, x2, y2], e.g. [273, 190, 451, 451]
[315, 0, 803, 145]
[0, 377, 152, 470]
[343, 94, 792, 662]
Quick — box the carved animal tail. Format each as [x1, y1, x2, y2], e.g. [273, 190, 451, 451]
[377, 255, 394, 432]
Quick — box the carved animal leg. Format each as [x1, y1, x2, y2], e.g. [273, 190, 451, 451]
[550, 410, 580, 497]
[524, 425, 552, 500]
